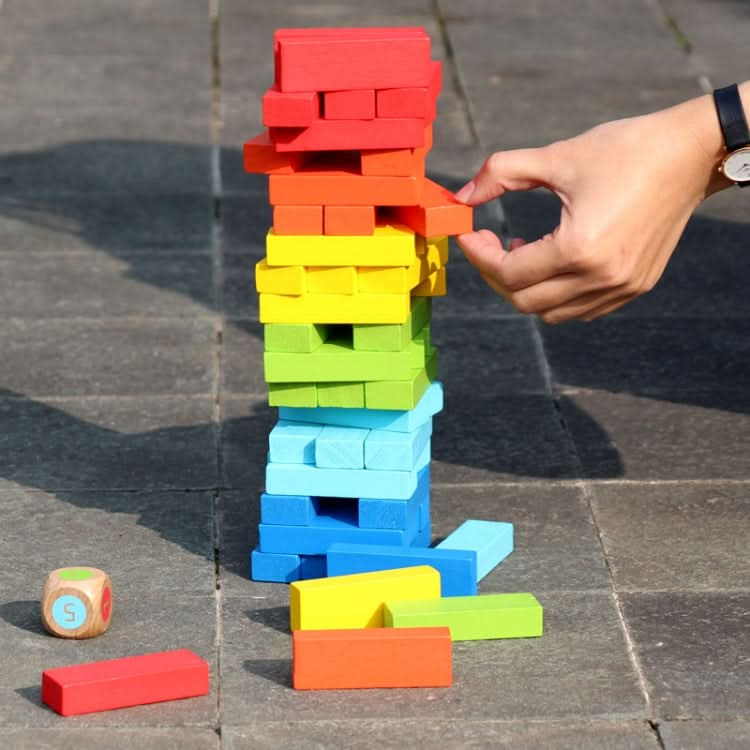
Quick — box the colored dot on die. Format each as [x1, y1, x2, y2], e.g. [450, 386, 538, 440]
[51, 595, 88, 630]
[57, 568, 96, 582]
[101, 586, 112, 621]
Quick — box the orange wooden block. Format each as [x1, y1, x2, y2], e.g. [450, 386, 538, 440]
[243, 132, 305, 175]
[293, 627, 452, 690]
[324, 90, 376, 120]
[388, 178, 473, 236]
[324, 206, 376, 235]
[269, 172, 423, 207]
[273, 205, 324, 235]
[360, 147, 426, 177]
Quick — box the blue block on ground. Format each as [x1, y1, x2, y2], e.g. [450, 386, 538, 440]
[359, 466, 429, 530]
[265, 441, 430, 499]
[436, 519, 514, 581]
[260, 492, 319, 526]
[364, 419, 432, 470]
[268, 421, 321, 464]
[327, 542, 476, 596]
[278, 381, 443, 433]
[314, 425, 369, 469]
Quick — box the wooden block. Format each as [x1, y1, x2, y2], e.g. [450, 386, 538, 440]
[436, 520, 514, 580]
[260, 492, 319, 526]
[365, 350, 437, 410]
[273, 205, 323, 235]
[316, 382, 366, 408]
[388, 178, 473, 236]
[324, 205, 376, 236]
[41, 650, 209, 716]
[376, 60, 442, 118]
[251, 548, 305, 583]
[265, 224, 416, 267]
[264, 323, 328, 353]
[255, 259, 306, 295]
[360, 147, 426, 177]
[243, 132, 304, 175]
[359, 464, 428, 530]
[41, 567, 112, 640]
[275, 27, 432, 92]
[269, 421, 322, 464]
[268, 382, 317, 408]
[364, 419, 432, 471]
[306, 266, 358, 294]
[353, 296, 431, 352]
[327, 542, 475, 597]
[384, 593, 544, 641]
[289, 564, 441, 631]
[315, 425, 369, 469]
[293, 627, 452, 690]
[263, 86, 320, 127]
[357, 243, 444, 294]
[269, 170, 422, 206]
[260, 292, 411, 324]
[412, 267, 447, 297]
[324, 89, 376, 120]
[279, 380, 443, 432]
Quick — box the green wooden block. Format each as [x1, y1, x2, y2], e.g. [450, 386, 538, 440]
[264, 327, 430, 383]
[268, 382, 317, 407]
[316, 382, 366, 408]
[353, 297, 431, 352]
[383, 593, 543, 641]
[264, 323, 329, 353]
[364, 350, 436, 410]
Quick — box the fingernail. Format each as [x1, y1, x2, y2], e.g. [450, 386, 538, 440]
[454, 180, 475, 203]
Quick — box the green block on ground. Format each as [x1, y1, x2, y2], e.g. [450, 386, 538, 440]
[364, 350, 437, 410]
[317, 382, 366, 408]
[353, 297, 431, 352]
[383, 593, 544, 641]
[264, 323, 328, 353]
[268, 382, 317, 407]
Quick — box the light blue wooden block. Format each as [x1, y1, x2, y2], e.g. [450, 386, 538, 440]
[265, 441, 430, 500]
[359, 466, 429, 530]
[315, 425, 369, 469]
[268, 420, 322, 464]
[364, 419, 431, 470]
[436, 520, 514, 581]
[260, 492, 319, 526]
[278, 381, 443, 433]
[327, 542, 477, 596]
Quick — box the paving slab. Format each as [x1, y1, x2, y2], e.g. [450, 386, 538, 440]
[220, 396, 275, 489]
[660, 719, 750, 749]
[0, 728, 219, 750]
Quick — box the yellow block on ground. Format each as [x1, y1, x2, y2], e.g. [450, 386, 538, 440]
[266, 224, 417, 267]
[260, 291, 411, 324]
[290, 566, 441, 631]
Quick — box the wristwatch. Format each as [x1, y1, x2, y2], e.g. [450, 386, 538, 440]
[713, 84, 750, 187]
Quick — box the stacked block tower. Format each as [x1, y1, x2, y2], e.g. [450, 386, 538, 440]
[245, 27, 473, 584]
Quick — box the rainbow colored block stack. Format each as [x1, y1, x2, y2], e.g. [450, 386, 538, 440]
[244, 27, 473, 583]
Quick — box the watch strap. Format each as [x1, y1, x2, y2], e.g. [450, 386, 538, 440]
[714, 84, 750, 151]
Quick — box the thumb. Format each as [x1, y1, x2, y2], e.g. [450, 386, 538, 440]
[454, 145, 560, 206]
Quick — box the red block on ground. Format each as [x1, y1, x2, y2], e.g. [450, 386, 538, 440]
[387, 178, 473, 236]
[377, 61, 443, 118]
[42, 649, 209, 716]
[324, 89, 376, 120]
[274, 27, 432, 93]
[324, 205, 376, 235]
[274, 205, 324, 235]
[263, 86, 320, 127]
[293, 627, 452, 690]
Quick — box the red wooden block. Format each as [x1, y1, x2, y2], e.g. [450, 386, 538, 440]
[274, 205, 324, 235]
[293, 627, 452, 690]
[42, 649, 209, 716]
[387, 178, 473, 236]
[324, 89, 376, 120]
[243, 132, 306, 175]
[324, 205, 376, 235]
[360, 146, 426, 177]
[377, 61, 443, 118]
[274, 27, 432, 93]
[270, 117, 425, 152]
[263, 86, 320, 127]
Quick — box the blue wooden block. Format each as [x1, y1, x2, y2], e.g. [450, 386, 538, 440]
[268, 420, 322, 464]
[327, 541, 475, 596]
[265, 441, 430, 500]
[315, 425, 369, 469]
[299, 554, 327, 580]
[413, 520, 432, 547]
[419, 486, 431, 531]
[436, 520, 514, 581]
[260, 492, 320, 526]
[359, 465, 429, 530]
[250, 548, 302, 583]
[364, 419, 431, 470]
[278, 381, 443, 433]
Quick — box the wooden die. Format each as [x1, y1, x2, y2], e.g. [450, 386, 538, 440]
[41, 567, 112, 639]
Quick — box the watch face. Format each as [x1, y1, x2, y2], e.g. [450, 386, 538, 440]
[722, 146, 750, 182]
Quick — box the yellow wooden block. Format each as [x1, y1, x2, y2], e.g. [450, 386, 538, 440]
[266, 224, 417, 267]
[426, 235, 449, 266]
[413, 268, 447, 297]
[260, 291, 411, 324]
[290, 566, 441, 631]
[306, 266, 358, 295]
[254, 259, 306, 295]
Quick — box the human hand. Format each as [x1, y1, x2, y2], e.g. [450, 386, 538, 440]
[455, 93, 733, 323]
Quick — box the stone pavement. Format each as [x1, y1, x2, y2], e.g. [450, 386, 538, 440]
[0, 0, 748, 747]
